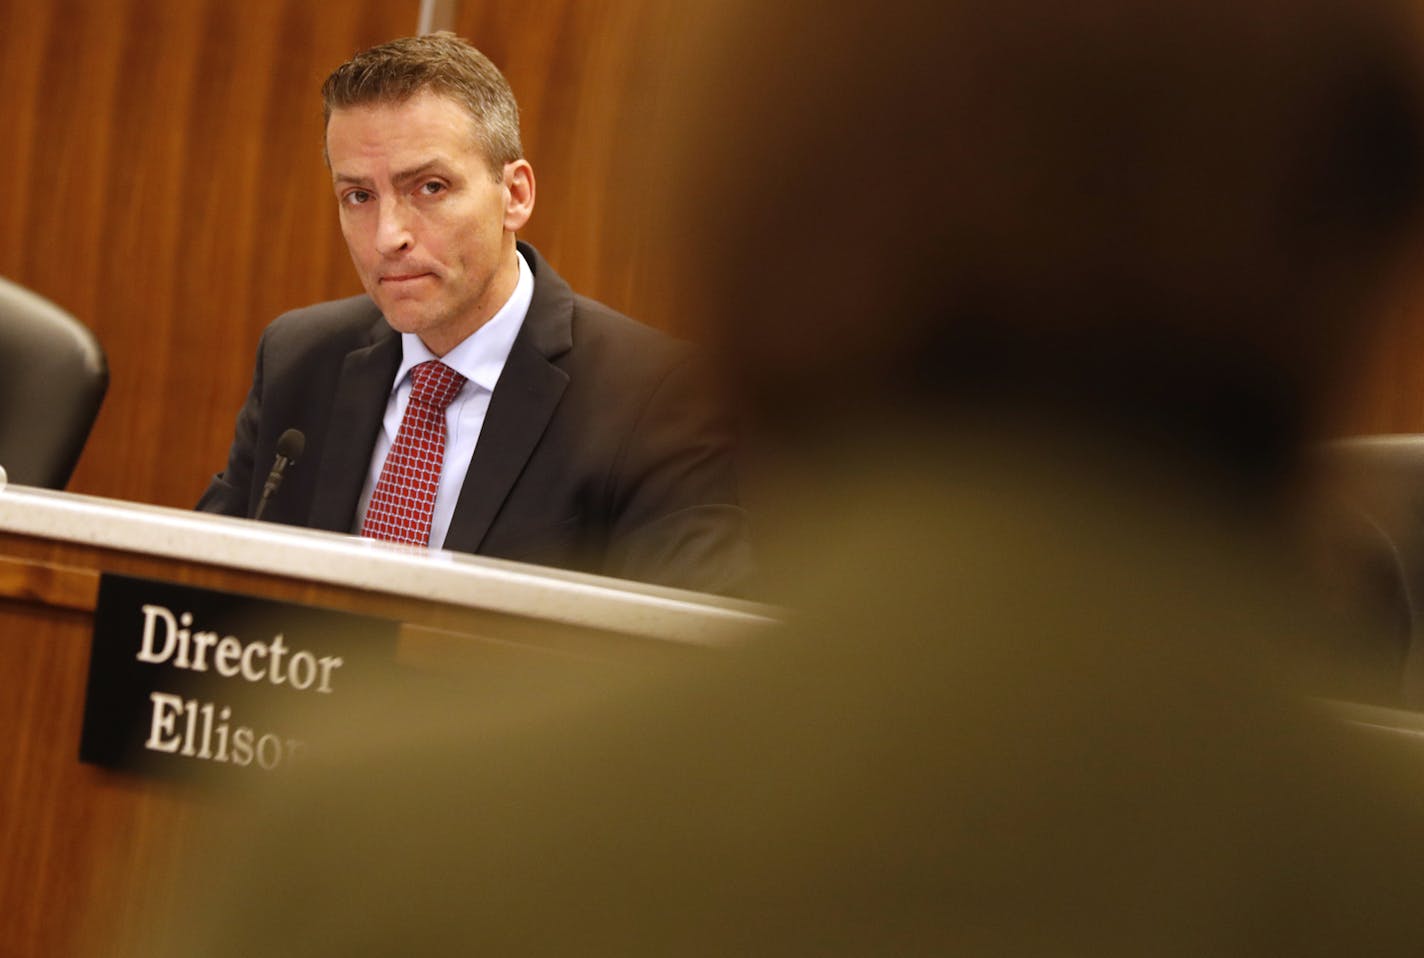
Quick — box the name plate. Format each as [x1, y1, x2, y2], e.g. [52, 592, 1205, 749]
[80, 573, 398, 779]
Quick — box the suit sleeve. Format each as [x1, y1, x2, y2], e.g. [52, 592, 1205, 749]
[195, 331, 267, 517]
[602, 352, 755, 595]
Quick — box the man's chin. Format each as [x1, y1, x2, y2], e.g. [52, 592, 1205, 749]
[376, 303, 435, 333]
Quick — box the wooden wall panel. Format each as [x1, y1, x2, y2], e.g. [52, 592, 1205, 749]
[0, 0, 422, 509]
[453, 0, 686, 334]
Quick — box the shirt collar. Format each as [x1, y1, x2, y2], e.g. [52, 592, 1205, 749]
[392, 248, 534, 393]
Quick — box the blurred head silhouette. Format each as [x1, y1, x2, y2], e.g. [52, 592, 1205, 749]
[656, 0, 1424, 494]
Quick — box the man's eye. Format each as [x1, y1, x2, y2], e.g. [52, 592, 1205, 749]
[344, 190, 371, 206]
[419, 181, 446, 196]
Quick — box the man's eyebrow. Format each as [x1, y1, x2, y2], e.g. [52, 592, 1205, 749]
[390, 160, 450, 188]
[332, 160, 451, 191]
[332, 171, 372, 188]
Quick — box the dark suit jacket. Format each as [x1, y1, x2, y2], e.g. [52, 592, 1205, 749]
[198, 243, 750, 594]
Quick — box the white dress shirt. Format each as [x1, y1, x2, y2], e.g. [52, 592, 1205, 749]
[353, 250, 534, 549]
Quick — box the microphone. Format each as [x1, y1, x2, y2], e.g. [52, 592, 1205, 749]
[254, 429, 305, 521]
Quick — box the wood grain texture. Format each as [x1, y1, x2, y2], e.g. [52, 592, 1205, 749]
[451, 0, 687, 332]
[0, 598, 110, 957]
[0, 555, 99, 611]
[0, 0, 423, 510]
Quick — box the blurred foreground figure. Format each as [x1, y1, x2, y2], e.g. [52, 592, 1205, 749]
[141, 0, 1424, 954]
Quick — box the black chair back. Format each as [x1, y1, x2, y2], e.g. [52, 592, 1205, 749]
[0, 276, 108, 489]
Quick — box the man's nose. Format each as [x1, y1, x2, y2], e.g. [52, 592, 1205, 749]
[374, 199, 414, 256]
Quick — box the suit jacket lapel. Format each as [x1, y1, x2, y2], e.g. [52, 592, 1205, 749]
[308, 320, 402, 533]
[443, 243, 573, 554]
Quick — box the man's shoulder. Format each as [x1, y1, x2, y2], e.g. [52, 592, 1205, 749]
[558, 294, 701, 395]
[570, 291, 680, 345]
[520, 241, 691, 362]
[264, 294, 385, 348]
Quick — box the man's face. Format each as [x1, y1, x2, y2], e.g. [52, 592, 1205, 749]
[326, 90, 534, 355]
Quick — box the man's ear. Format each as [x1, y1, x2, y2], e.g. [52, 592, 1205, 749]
[503, 160, 535, 231]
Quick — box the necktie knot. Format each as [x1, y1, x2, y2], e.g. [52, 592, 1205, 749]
[409, 360, 466, 410]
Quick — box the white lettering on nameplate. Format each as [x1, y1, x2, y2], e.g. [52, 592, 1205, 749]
[136, 603, 341, 770]
[144, 691, 305, 770]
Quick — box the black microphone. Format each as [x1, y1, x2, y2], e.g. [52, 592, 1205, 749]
[254, 429, 305, 521]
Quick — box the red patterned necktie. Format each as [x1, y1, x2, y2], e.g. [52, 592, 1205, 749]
[361, 360, 467, 546]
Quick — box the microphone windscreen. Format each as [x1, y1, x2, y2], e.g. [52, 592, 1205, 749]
[276, 428, 305, 463]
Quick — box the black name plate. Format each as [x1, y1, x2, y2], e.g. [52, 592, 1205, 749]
[80, 573, 399, 779]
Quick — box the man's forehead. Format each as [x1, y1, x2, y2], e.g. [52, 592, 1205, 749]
[325, 91, 487, 168]
[326, 89, 479, 134]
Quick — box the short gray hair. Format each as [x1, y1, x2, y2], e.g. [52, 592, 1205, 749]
[321, 32, 523, 175]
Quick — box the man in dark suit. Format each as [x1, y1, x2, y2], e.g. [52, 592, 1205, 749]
[198, 34, 749, 595]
